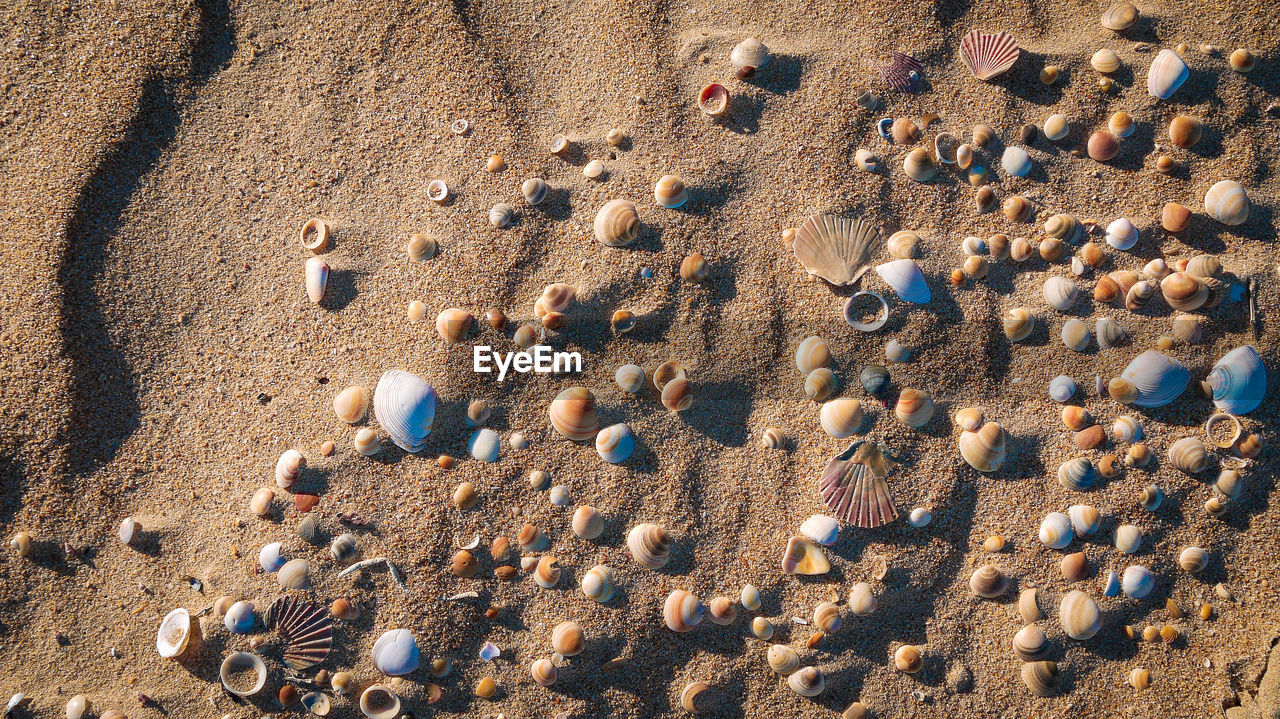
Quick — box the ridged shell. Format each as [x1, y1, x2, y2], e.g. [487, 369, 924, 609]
[1058, 458, 1097, 491]
[891, 117, 920, 144]
[860, 364, 891, 396]
[1144, 259, 1171, 281]
[1068, 504, 1101, 536]
[522, 178, 548, 205]
[768, 644, 800, 675]
[265, 596, 333, 670]
[529, 658, 557, 687]
[1091, 48, 1121, 73]
[628, 523, 671, 569]
[903, 147, 937, 181]
[879, 52, 924, 92]
[730, 37, 771, 70]
[804, 368, 838, 401]
[1122, 565, 1155, 598]
[278, 558, 311, 589]
[959, 422, 1007, 472]
[548, 386, 599, 441]
[1105, 218, 1138, 250]
[329, 533, 358, 563]
[1039, 511, 1074, 549]
[819, 398, 863, 439]
[305, 257, 328, 304]
[581, 564, 614, 602]
[615, 364, 645, 393]
[275, 449, 304, 490]
[654, 175, 688, 209]
[1161, 272, 1208, 311]
[1014, 624, 1049, 660]
[1001, 146, 1031, 176]
[1168, 436, 1208, 474]
[1096, 317, 1126, 349]
[969, 564, 1009, 598]
[1102, 3, 1138, 30]
[1043, 276, 1080, 312]
[551, 621, 584, 656]
[819, 441, 898, 528]
[875, 259, 930, 303]
[1115, 524, 1142, 554]
[814, 601, 841, 632]
[1112, 415, 1143, 443]
[1116, 351, 1189, 407]
[849, 582, 877, 616]
[373, 370, 436, 453]
[1206, 346, 1266, 415]
[887, 230, 919, 259]
[1204, 180, 1249, 226]
[663, 590, 704, 632]
[1003, 308, 1035, 342]
[595, 423, 635, 463]
[788, 667, 825, 697]
[781, 534, 830, 575]
[488, 203, 515, 229]
[1179, 547, 1208, 574]
[1059, 590, 1101, 640]
[593, 199, 640, 247]
[1022, 661, 1060, 697]
[1147, 49, 1189, 99]
[1061, 319, 1090, 351]
[895, 388, 933, 428]
[960, 29, 1020, 80]
[1019, 588, 1044, 623]
[792, 214, 881, 286]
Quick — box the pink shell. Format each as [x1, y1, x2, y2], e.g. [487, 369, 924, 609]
[960, 29, 1020, 81]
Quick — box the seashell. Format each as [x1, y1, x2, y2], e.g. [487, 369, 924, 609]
[731, 37, 771, 71]
[330, 533, 358, 564]
[534, 556, 561, 588]
[536, 283, 576, 316]
[264, 596, 334, 670]
[961, 235, 986, 256]
[593, 422, 637, 465]
[1168, 436, 1208, 474]
[220, 651, 268, 697]
[768, 644, 801, 675]
[813, 601, 841, 633]
[699, 596, 734, 627]
[1206, 495, 1230, 517]
[654, 175, 688, 209]
[628, 523, 671, 569]
[1043, 114, 1069, 141]
[788, 667, 825, 697]
[1039, 512, 1074, 549]
[1001, 146, 1031, 177]
[954, 406, 984, 432]
[1062, 405, 1090, 431]
[804, 368, 838, 402]
[697, 83, 729, 116]
[521, 178, 549, 206]
[878, 52, 924, 92]
[451, 549, 478, 578]
[1112, 351, 1189, 407]
[1102, 3, 1138, 30]
[860, 364, 891, 397]
[464, 399, 491, 428]
[571, 506, 605, 540]
[1059, 590, 1102, 640]
[653, 361, 688, 391]
[894, 645, 923, 673]
[760, 427, 786, 450]
[855, 148, 881, 172]
[468, 428, 500, 463]
[903, 146, 937, 182]
[1148, 49, 1189, 99]
[156, 608, 195, 659]
[1167, 115, 1203, 149]
[512, 323, 537, 349]
[372, 628, 419, 676]
[1139, 484, 1163, 511]
[223, 600, 256, 634]
[936, 132, 960, 164]
[1185, 255, 1222, 281]
[369, 371, 436, 453]
[799, 515, 839, 547]
[1095, 317, 1126, 349]
[278, 558, 311, 589]
[9, 531, 31, 558]
[1123, 279, 1155, 310]
[1068, 504, 1101, 537]
[583, 159, 605, 178]
[795, 336, 831, 373]
[548, 386, 599, 441]
[1161, 203, 1192, 235]
[1124, 442, 1152, 467]
[908, 507, 932, 528]
[960, 29, 1020, 80]
[1043, 276, 1079, 312]
[885, 231, 920, 261]
[1109, 111, 1136, 138]
[1122, 565, 1155, 599]
[1002, 308, 1036, 342]
[895, 389, 933, 428]
[304, 257, 329, 304]
[1206, 346, 1265, 417]
[1058, 457, 1096, 491]
[299, 217, 331, 253]
[1112, 415, 1143, 443]
[487, 203, 515, 229]
[955, 143, 975, 169]
[843, 290, 889, 333]
[819, 441, 899, 528]
[1091, 48, 1121, 73]
[1114, 523, 1142, 554]
[615, 364, 645, 393]
[967, 123, 994, 148]
[999, 198, 1032, 226]
[593, 199, 640, 247]
[358, 683, 405, 716]
[1105, 218, 1138, 251]
[987, 234, 1011, 262]
[891, 117, 920, 144]
[875, 259, 930, 303]
[793, 214, 881, 286]
[959, 422, 1006, 472]
[969, 564, 1009, 598]
[1019, 588, 1043, 623]
[1043, 213, 1078, 242]
[1088, 131, 1120, 162]
[1014, 624, 1050, 660]
[680, 681, 710, 712]
[884, 339, 911, 364]
[661, 377, 693, 412]
[353, 427, 380, 456]
[1049, 375, 1077, 403]
[1179, 547, 1208, 573]
[1230, 47, 1257, 72]
[782, 534, 831, 575]
[1202, 179, 1250, 226]
[117, 516, 140, 546]
[581, 565, 614, 603]
[1161, 272, 1207, 311]
[1061, 319, 1090, 351]
[274, 449, 305, 491]
[259, 541, 287, 572]
[664, 590, 704, 632]
[747, 617, 773, 641]
[250, 486, 275, 517]
[426, 178, 449, 203]
[1022, 661, 1060, 697]
[847, 582, 878, 616]
[333, 386, 369, 425]
[66, 695, 89, 719]
[1075, 425, 1105, 450]
[551, 621, 585, 657]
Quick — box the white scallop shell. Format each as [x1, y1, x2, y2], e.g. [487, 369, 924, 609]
[1001, 146, 1032, 177]
[1038, 512, 1074, 549]
[468, 428, 500, 462]
[874, 259, 931, 303]
[1105, 218, 1138, 250]
[1119, 351, 1189, 408]
[793, 214, 881, 286]
[1147, 48, 1189, 100]
[1204, 180, 1249, 226]
[595, 423, 636, 463]
[373, 370, 437, 453]
[1206, 345, 1266, 415]
[1043, 276, 1080, 312]
[1121, 565, 1154, 598]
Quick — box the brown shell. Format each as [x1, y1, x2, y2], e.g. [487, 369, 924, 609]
[792, 214, 881, 286]
[265, 596, 334, 670]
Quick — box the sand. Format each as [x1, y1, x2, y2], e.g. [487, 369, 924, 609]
[0, 0, 1278, 717]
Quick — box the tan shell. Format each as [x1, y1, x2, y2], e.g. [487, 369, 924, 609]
[969, 564, 1009, 598]
[1003, 308, 1035, 342]
[787, 667, 825, 697]
[1161, 272, 1208, 311]
[1060, 590, 1102, 640]
[813, 601, 841, 633]
[571, 506, 604, 539]
[903, 147, 937, 182]
[332, 386, 369, 424]
[1013, 624, 1050, 660]
[664, 590, 704, 632]
[761, 427, 786, 449]
[661, 378, 694, 412]
[530, 658, 557, 687]
[887, 230, 919, 259]
[551, 621, 584, 656]
[959, 422, 1007, 472]
[1019, 588, 1043, 623]
[849, 582, 877, 616]
[435, 308, 474, 343]
[1102, 3, 1138, 30]
[548, 387, 599, 441]
[804, 368, 838, 402]
[781, 534, 830, 575]
[1022, 661, 1060, 696]
[680, 681, 710, 713]
[680, 253, 708, 282]
[708, 597, 737, 626]
[654, 360, 688, 389]
[593, 199, 640, 247]
[1062, 405, 1090, 431]
[1091, 48, 1121, 73]
[792, 214, 881, 286]
[795, 336, 831, 373]
[1179, 546, 1209, 573]
[768, 644, 800, 675]
[891, 117, 920, 144]
[627, 523, 671, 569]
[819, 398, 863, 439]
[894, 645, 923, 673]
[1168, 436, 1209, 474]
[533, 555, 561, 588]
[954, 406, 984, 432]
[895, 389, 934, 428]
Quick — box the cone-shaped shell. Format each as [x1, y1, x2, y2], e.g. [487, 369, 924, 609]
[628, 523, 671, 569]
[594, 199, 640, 247]
[305, 257, 328, 304]
[875, 259, 931, 303]
[1206, 346, 1266, 415]
[960, 29, 1020, 80]
[663, 590, 704, 632]
[1022, 661, 1060, 696]
[1059, 590, 1101, 639]
[373, 371, 436, 453]
[549, 386, 599, 441]
[895, 389, 934, 427]
[1116, 351, 1189, 408]
[969, 564, 1009, 598]
[959, 422, 1007, 472]
[792, 214, 881, 286]
[595, 423, 635, 463]
[1204, 180, 1249, 226]
[1147, 49, 1188, 99]
[781, 534, 830, 575]
[1003, 308, 1035, 342]
[819, 398, 863, 438]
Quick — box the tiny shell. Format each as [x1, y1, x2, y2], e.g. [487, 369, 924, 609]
[1112, 415, 1143, 443]
[426, 179, 449, 203]
[1230, 48, 1257, 72]
[1102, 3, 1138, 30]
[908, 507, 932, 528]
[1003, 308, 1035, 342]
[583, 159, 605, 178]
[304, 257, 328, 304]
[572, 506, 604, 540]
[468, 428, 500, 463]
[1115, 524, 1142, 554]
[1139, 484, 1163, 511]
[849, 582, 877, 616]
[1004, 196, 1031, 222]
[1043, 114, 1069, 141]
[436, 308, 474, 344]
[954, 406, 984, 432]
[1179, 546, 1208, 573]
[960, 30, 1020, 80]
[731, 37, 771, 71]
[1109, 111, 1135, 138]
[768, 644, 800, 675]
[300, 218, 330, 253]
[795, 336, 831, 373]
[406, 232, 436, 261]
[220, 652, 267, 697]
[1091, 48, 1121, 73]
[903, 147, 937, 182]
[488, 203, 515, 229]
[698, 83, 729, 116]
[594, 199, 640, 247]
[894, 645, 923, 673]
[1068, 504, 1101, 537]
[1096, 317, 1126, 349]
[751, 616, 774, 639]
[654, 175, 688, 209]
[1062, 405, 1090, 431]
[761, 427, 785, 449]
[741, 584, 762, 610]
[1087, 131, 1120, 161]
[854, 148, 881, 172]
[1014, 624, 1049, 660]
[615, 364, 645, 393]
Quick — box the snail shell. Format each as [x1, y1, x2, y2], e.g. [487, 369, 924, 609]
[1043, 276, 1080, 312]
[903, 147, 937, 182]
[819, 398, 863, 438]
[787, 667, 825, 697]
[1179, 546, 1208, 574]
[1014, 624, 1050, 660]
[709, 597, 737, 626]
[627, 523, 671, 569]
[1061, 319, 1090, 352]
[768, 644, 800, 675]
[954, 406, 984, 432]
[551, 621, 584, 656]
[969, 564, 1009, 598]
[534, 556, 561, 588]
[1168, 436, 1208, 474]
[521, 178, 548, 205]
[813, 601, 841, 633]
[1059, 590, 1101, 640]
[761, 427, 785, 449]
[595, 423, 635, 463]
[1003, 307, 1035, 342]
[959, 422, 1007, 473]
[593, 199, 640, 247]
[581, 564, 614, 603]
[663, 590, 704, 632]
[654, 175, 688, 209]
[614, 364, 645, 393]
[275, 450, 304, 490]
[1115, 524, 1142, 554]
[530, 659, 557, 687]
[894, 645, 923, 673]
[1122, 565, 1155, 598]
[548, 386, 599, 441]
[661, 378, 693, 412]
[1022, 660, 1060, 697]
[894, 388, 933, 428]
[1038, 512, 1074, 549]
[571, 506, 604, 540]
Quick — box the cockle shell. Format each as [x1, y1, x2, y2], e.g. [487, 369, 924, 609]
[488, 203, 515, 229]
[372, 629, 419, 676]
[1001, 146, 1031, 177]
[518, 523, 548, 551]
[1003, 308, 1035, 342]
[1059, 590, 1102, 640]
[875, 259, 930, 303]
[593, 199, 640, 247]
[1147, 49, 1189, 99]
[970, 564, 1009, 598]
[1122, 565, 1155, 598]
[1105, 218, 1138, 250]
[819, 398, 863, 439]
[305, 257, 328, 304]
[1125, 279, 1155, 310]
[960, 29, 1020, 80]
[615, 364, 645, 393]
[664, 590, 704, 632]
[731, 37, 771, 71]
[628, 523, 671, 569]
[788, 667, 825, 697]
[768, 644, 800, 675]
[895, 389, 933, 428]
[1061, 319, 1090, 351]
[1039, 512, 1074, 549]
[1144, 259, 1171, 281]
[860, 364, 890, 396]
[581, 565, 614, 602]
[1096, 317, 1126, 349]
[275, 449, 304, 490]
[1102, 3, 1138, 30]
[793, 214, 880, 286]
[795, 336, 831, 373]
[373, 370, 436, 452]
[1022, 661, 1060, 697]
[595, 423, 635, 463]
[1115, 524, 1142, 554]
[1019, 588, 1044, 623]
[885, 339, 910, 363]
[548, 386, 599, 441]
[1014, 624, 1050, 660]
[1206, 345, 1266, 415]
[782, 534, 830, 575]
[1112, 415, 1143, 443]
[1058, 457, 1097, 491]
[1043, 276, 1080, 312]
[156, 608, 195, 659]
[903, 147, 937, 181]
[1110, 351, 1189, 408]
[1161, 272, 1208, 311]
[849, 582, 877, 616]
[1168, 436, 1208, 474]
[959, 422, 1007, 472]
[551, 621, 585, 656]
[1139, 484, 1163, 511]
[1204, 180, 1249, 225]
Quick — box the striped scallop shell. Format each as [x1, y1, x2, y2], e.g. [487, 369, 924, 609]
[627, 523, 671, 569]
[1206, 345, 1266, 415]
[663, 590, 704, 632]
[793, 214, 881, 286]
[819, 441, 898, 528]
[265, 596, 333, 670]
[960, 29, 1021, 80]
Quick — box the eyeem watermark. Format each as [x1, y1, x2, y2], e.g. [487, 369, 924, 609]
[474, 345, 582, 382]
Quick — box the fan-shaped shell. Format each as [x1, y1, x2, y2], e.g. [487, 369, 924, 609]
[1003, 308, 1035, 342]
[373, 370, 436, 453]
[879, 52, 925, 92]
[663, 590, 704, 632]
[959, 422, 1007, 472]
[548, 386, 599, 441]
[793, 214, 881, 286]
[819, 441, 899, 528]
[1204, 180, 1249, 225]
[628, 523, 671, 569]
[960, 29, 1020, 80]
[1039, 512, 1074, 549]
[1043, 276, 1080, 312]
[1147, 49, 1189, 99]
[875, 259, 931, 303]
[1206, 345, 1266, 415]
[1014, 624, 1049, 660]
[265, 596, 334, 670]
[1058, 458, 1097, 491]
[1116, 351, 1189, 408]
[819, 398, 863, 438]
[593, 199, 640, 247]
[969, 564, 1009, 598]
[1059, 590, 1101, 639]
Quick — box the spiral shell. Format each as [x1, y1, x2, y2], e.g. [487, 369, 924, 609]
[849, 582, 877, 616]
[548, 386, 599, 441]
[1014, 624, 1049, 661]
[1043, 276, 1080, 312]
[1168, 436, 1208, 474]
[1096, 317, 1126, 349]
[581, 564, 614, 603]
[959, 422, 1007, 473]
[275, 450, 304, 490]
[1061, 319, 1090, 351]
[969, 564, 1009, 598]
[768, 644, 800, 675]
[627, 523, 671, 569]
[572, 506, 604, 540]
[1022, 661, 1060, 697]
[594, 199, 640, 247]
[894, 645, 923, 673]
[813, 601, 841, 633]
[595, 423, 635, 463]
[664, 590, 704, 632]
[903, 147, 937, 182]
[1115, 524, 1142, 554]
[761, 427, 785, 449]
[1179, 546, 1208, 574]
[1039, 512, 1074, 549]
[1204, 180, 1249, 226]
[788, 667, 825, 697]
[819, 398, 863, 438]
[1002, 308, 1035, 342]
[895, 389, 933, 428]
[887, 230, 919, 259]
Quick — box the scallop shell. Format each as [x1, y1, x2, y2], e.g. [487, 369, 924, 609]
[730, 37, 771, 70]
[373, 370, 436, 453]
[819, 440, 899, 528]
[1179, 547, 1209, 574]
[792, 214, 881, 286]
[1114, 351, 1189, 408]
[781, 534, 830, 575]
[895, 388, 933, 428]
[875, 259, 931, 303]
[305, 257, 328, 304]
[788, 667, 825, 697]
[1039, 512, 1074, 549]
[595, 423, 635, 463]
[593, 199, 640, 247]
[1003, 308, 1035, 342]
[1147, 49, 1189, 99]
[903, 147, 937, 181]
[627, 523, 671, 569]
[1022, 661, 1060, 697]
[275, 449, 304, 490]
[1115, 524, 1142, 554]
[264, 596, 333, 670]
[1043, 114, 1069, 141]
[1059, 590, 1102, 640]
[548, 386, 599, 441]
[1168, 436, 1208, 474]
[581, 564, 614, 603]
[1001, 146, 1031, 177]
[1105, 218, 1138, 250]
[1096, 317, 1126, 349]
[959, 422, 1007, 472]
[1121, 565, 1155, 598]
[1102, 3, 1138, 30]
[1043, 276, 1080, 312]
[220, 652, 267, 697]
[960, 29, 1020, 80]
[768, 644, 801, 675]
[969, 564, 1009, 598]
[1061, 319, 1090, 351]
[1206, 345, 1266, 415]
[879, 52, 925, 92]
[1112, 415, 1143, 443]
[615, 364, 645, 393]
[1014, 624, 1049, 661]
[820, 398, 864, 439]
[664, 590, 704, 632]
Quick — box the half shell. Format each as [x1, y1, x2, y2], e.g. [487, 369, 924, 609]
[818, 441, 899, 528]
[1147, 49, 1189, 99]
[959, 422, 1006, 472]
[264, 596, 333, 670]
[960, 29, 1020, 80]
[792, 214, 880, 286]
[373, 370, 437, 453]
[875, 259, 931, 303]
[1205, 345, 1266, 415]
[1115, 351, 1189, 408]
[1204, 180, 1249, 226]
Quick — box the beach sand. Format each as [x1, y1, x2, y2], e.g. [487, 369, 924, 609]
[0, 0, 1278, 716]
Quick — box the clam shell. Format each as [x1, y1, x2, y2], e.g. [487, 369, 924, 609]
[908, 507, 931, 528]
[333, 386, 369, 424]
[819, 398, 863, 438]
[1185, 254, 1222, 279]
[860, 364, 891, 396]
[353, 427, 380, 456]
[768, 644, 800, 675]
[793, 214, 881, 286]
[875, 259, 931, 303]
[595, 423, 635, 463]
[1124, 279, 1156, 309]
[1004, 196, 1032, 222]
[467, 428, 500, 462]
[787, 667, 825, 697]
[275, 449, 304, 490]
[954, 406, 984, 432]
[654, 175, 688, 209]
[1061, 319, 1090, 351]
[1068, 504, 1101, 536]
[220, 652, 267, 697]
[1139, 484, 1163, 511]
[1014, 624, 1049, 660]
[372, 629, 419, 676]
[1168, 436, 1208, 474]
[260, 542, 286, 572]
[534, 555, 561, 588]
[1161, 272, 1208, 311]
[305, 257, 328, 304]
[1062, 405, 1090, 431]
[960, 29, 1020, 80]
[1019, 588, 1043, 622]
[1003, 307, 1035, 342]
[513, 324, 536, 348]
[593, 199, 640, 247]
[761, 427, 785, 449]
[1144, 259, 1171, 281]
[551, 621, 584, 656]
[548, 386, 599, 441]
[1110, 111, 1136, 137]
[795, 336, 831, 373]
[680, 681, 710, 712]
[521, 178, 548, 205]
[1205, 180, 1249, 225]
[264, 596, 333, 670]
[1112, 415, 1143, 443]
[224, 601, 255, 634]
[1049, 375, 1076, 403]
[885, 339, 910, 363]
[1091, 48, 1121, 73]
[426, 179, 448, 203]
[804, 368, 838, 401]
[663, 590, 704, 632]
[436, 308, 474, 343]
[1096, 317, 1126, 349]
[581, 564, 614, 602]
[488, 203, 515, 228]
[1147, 48, 1189, 99]
[1038, 511, 1074, 549]
[894, 645, 923, 673]
[1179, 547, 1208, 574]
[903, 147, 937, 181]
[1122, 565, 1155, 598]
[849, 582, 877, 616]
[529, 659, 557, 687]
[627, 523, 671, 569]
[278, 558, 311, 589]
[572, 506, 604, 540]
[1043, 276, 1080, 312]
[373, 370, 436, 453]
[887, 231, 919, 258]
[1206, 345, 1266, 415]
[1105, 218, 1138, 250]
[1043, 113, 1069, 141]
[697, 82, 729, 116]
[895, 388, 933, 427]
[1102, 3, 1138, 30]
[814, 601, 841, 632]
[1115, 351, 1189, 407]
[1115, 524, 1142, 554]
[959, 422, 1007, 472]
[1059, 590, 1102, 640]
[518, 523, 547, 551]
[957, 143, 974, 169]
[891, 117, 920, 144]
[781, 534, 830, 575]
[1058, 457, 1097, 491]
[661, 377, 693, 412]
[969, 564, 1009, 598]
[730, 37, 771, 70]
[1022, 661, 1060, 697]
[156, 608, 194, 659]
[614, 364, 645, 393]
[1001, 146, 1031, 176]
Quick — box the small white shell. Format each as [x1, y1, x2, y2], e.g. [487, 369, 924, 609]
[305, 257, 328, 304]
[1121, 565, 1155, 598]
[220, 652, 267, 697]
[1049, 375, 1077, 403]
[1043, 276, 1080, 312]
[258, 542, 286, 572]
[907, 507, 932, 528]
[874, 259, 931, 304]
[488, 203, 515, 228]
[1112, 415, 1143, 443]
[1061, 319, 1090, 352]
[961, 235, 986, 256]
[1067, 504, 1101, 536]
[595, 423, 635, 463]
[1204, 180, 1250, 226]
[118, 516, 140, 545]
[468, 428, 501, 463]
[1115, 524, 1142, 554]
[730, 37, 771, 70]
[1147, 48, 1189, 99]
[583, 159, 605, 179]
[799, 515, 839, 546]
[1001, 146, 1032, 177]
[1105, 218, 1139, 250]
[156, 608, 194, 659]
[1038, 512, 1074, 549]
[741, 584, 762, 610]
[885, 339, 910, 363]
